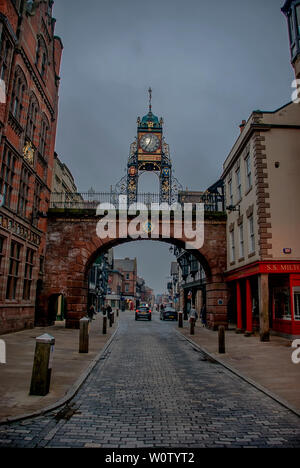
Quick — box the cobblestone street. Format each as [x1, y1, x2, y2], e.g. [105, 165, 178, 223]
[0, 311, 299, 448]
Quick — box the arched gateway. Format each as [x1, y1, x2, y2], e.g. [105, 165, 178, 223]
[43, 93, 228, 329]
[38, 208, 228, 330]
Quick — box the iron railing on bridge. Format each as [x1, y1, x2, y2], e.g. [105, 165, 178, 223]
[49, 192, 225, 213]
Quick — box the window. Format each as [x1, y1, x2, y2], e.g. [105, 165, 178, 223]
[23, 248, 35, 300]
[10, 67, 27, 122]
[6, 241, 22, 300]
[230, 231, 235, 263]
[228, 179, 233, 206]
[33, 181, 42, 226]
[26, 94, 39, 143]
[0, 38, 11, 82]
[245, 155, 252, 191]
[0, 236, 5, 273]
[236, 168, 242, 201]
[294, 289, 300, 321]
[125, 284, 129, 293]
[35, 36, 48, 79]
[0, 147, 16, 209]
[274, 287, 291, 321]
[18, 166, 30, 218]
[126, 273, 130, 280]
[239, 224, 244, 259]
[39, 117, 49, 159]
[296, 5, 300, 35]
[248, 216, 255, 254]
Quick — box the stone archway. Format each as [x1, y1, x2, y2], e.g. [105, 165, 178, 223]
[40, 210, 228, 330]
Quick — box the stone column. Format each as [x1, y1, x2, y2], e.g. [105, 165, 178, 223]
[258, 273, 270, 342]
[245, 279, 253, 336]
[236, 281, 243, 333]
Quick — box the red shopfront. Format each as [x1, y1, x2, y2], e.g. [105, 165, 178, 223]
[226, 261, 300, 338]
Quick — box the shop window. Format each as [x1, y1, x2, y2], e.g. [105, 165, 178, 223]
[6, 241, 22, 300]
[294, 288, 300, 321]
[239, 224, 244, 259]
[274, 287, 291, 320]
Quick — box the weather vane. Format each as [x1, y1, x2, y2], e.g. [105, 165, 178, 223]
[148, 87, 152, 113]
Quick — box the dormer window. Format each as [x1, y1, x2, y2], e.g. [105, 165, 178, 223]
[282, 0, 300, 62]
[35, 36, 48, 80]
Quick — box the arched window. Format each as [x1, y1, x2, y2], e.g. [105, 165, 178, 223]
[26, 93, 39, 143]
[10, 66, 27, 123]
[35, 36, 48, 79]
[39, 114, 49, 159]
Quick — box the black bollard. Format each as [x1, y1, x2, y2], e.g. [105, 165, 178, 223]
[218, 326, 226, 354]
[79, 317, 89, 354]
[103, 315, 107, 335]
[190, 317, 195, 335]
[178, 312, 183, 328]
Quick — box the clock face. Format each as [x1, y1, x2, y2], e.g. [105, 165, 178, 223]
[139, 133, 160, 153]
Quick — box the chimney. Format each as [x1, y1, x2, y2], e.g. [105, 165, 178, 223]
[239, 120, 246, 133]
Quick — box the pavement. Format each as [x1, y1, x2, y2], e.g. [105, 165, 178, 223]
[178, 320, 300, 416]
[0, 312, 119, 423]
[0, 311, 299, 425]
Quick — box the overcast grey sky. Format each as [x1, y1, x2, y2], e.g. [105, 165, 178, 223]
[52, 0, 294, 295]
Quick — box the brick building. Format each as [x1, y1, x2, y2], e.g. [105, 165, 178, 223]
[223, 1, 300, 340]
[0, 0, 63, 334]
[114, 258, 137, 309]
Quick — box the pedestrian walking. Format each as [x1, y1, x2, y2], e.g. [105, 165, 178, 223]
[189, 306, 198, 323]
[88, 304, 96, 321]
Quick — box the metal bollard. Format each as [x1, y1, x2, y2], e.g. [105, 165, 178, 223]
[109, 312, 114, 327]
[79, 317, 89, 354]
[218, 326, 226, 354]
[30, 334, 55, 396]
[178, 312, 183, 328]
[190, 317, 195, 335]
[117, 309, 119, 318]
[103, 315, 107, 335]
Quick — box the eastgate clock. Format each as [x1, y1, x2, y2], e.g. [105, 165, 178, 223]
[139, 133, 160, 153]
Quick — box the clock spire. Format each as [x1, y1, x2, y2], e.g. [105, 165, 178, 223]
[148, 87, 152, 113]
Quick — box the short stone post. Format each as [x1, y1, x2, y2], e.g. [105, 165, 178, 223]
[116, 309, 119, 318]
[218, 326, 226, 354]
[178, 311, 183, 328]
[190, 317, 195, 335]
[79, 317, 89, 354]
[103, 315, 107, 335]
[30, 334, 55, 396]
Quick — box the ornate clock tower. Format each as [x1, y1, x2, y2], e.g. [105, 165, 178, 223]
[113, 89, 182, 205]
[125, 88, 174, 204]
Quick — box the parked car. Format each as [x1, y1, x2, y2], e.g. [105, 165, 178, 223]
[135, 306, 152, 321]
[160, 307, 178, 321]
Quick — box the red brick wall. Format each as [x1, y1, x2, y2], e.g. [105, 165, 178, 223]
[41, 214, 228, 330]
[0, 1, 63, 334]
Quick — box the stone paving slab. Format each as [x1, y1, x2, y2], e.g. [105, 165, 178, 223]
[177, 321, 300, 413]
[0, 312, 118, 422]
